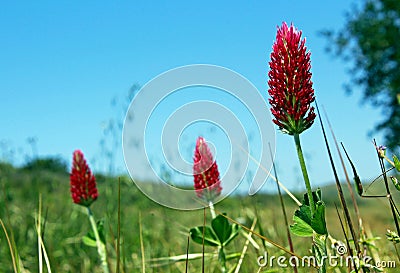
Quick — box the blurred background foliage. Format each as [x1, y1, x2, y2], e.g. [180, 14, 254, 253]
[323, 0, 400, 150]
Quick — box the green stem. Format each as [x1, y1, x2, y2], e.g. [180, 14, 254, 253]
[210, 201, 226, 273]
[394, 242, 400, 264]
[219, 246, 227, 273]
[87, 207, 109, 273]
[293, 133, 315, 216]
[209, 201, 216, 219]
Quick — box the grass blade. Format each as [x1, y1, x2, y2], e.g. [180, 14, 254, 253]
[373, 140, 400, 237]
[139, 211, 146, 273]
[268, 142, 297, 273]
[185, 233, 190, 273]
[322, 106, 362, 232]
[234, 218, 257, 273]
[202, 207, 205, 273]
[211, 207, 316, 268]
[38, 195, 43, 273]
[316, 101, 360, 256]
[334, 203, 358, 272]
[36, 194, 52, 273]
[0, 218, 17, 273]
[237, 143, 301, 206]
[149, 252, 241, 267]
[116, 177, 121, 273]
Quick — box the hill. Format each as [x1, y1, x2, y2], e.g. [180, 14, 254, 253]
[0, 161, 399, 272]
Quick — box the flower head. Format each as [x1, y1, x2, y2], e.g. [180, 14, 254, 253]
[70, 150, 98, 207]
[268, 22, 316, 135]
[193, 137, 222, 201]
[376, 145, 387, 158]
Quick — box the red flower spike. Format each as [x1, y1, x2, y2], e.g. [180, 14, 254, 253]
[70, 150, 98, 207]
[193, 137, 222, 201]
[268, 22, 316, 135]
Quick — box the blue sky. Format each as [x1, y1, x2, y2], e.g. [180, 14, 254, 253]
[0, 1, 386, 195]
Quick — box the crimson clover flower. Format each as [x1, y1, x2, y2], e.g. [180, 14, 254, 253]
[70, 150, 98, 207]
[193, 136, 222, 201]
[268, 22, 316, 135]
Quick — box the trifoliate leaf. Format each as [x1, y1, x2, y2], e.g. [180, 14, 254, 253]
[211, 214, 240, 246]
[311, 201, 328, 235]
[290, 214, 313, 237]
[190, 226, 220, 247]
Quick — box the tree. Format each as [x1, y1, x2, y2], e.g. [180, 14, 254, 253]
[22, 157, 68, 173]
[323, 0, 400, 150]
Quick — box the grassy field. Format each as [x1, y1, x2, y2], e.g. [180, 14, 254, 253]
[1, 160, 399, 272]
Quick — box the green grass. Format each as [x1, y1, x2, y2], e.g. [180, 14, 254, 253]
[1, 161, 399, 272]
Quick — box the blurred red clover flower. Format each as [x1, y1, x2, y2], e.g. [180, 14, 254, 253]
[268, 22, 316, 135]
[193, 137, 222, 201]
[70, 150, 98, 207]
